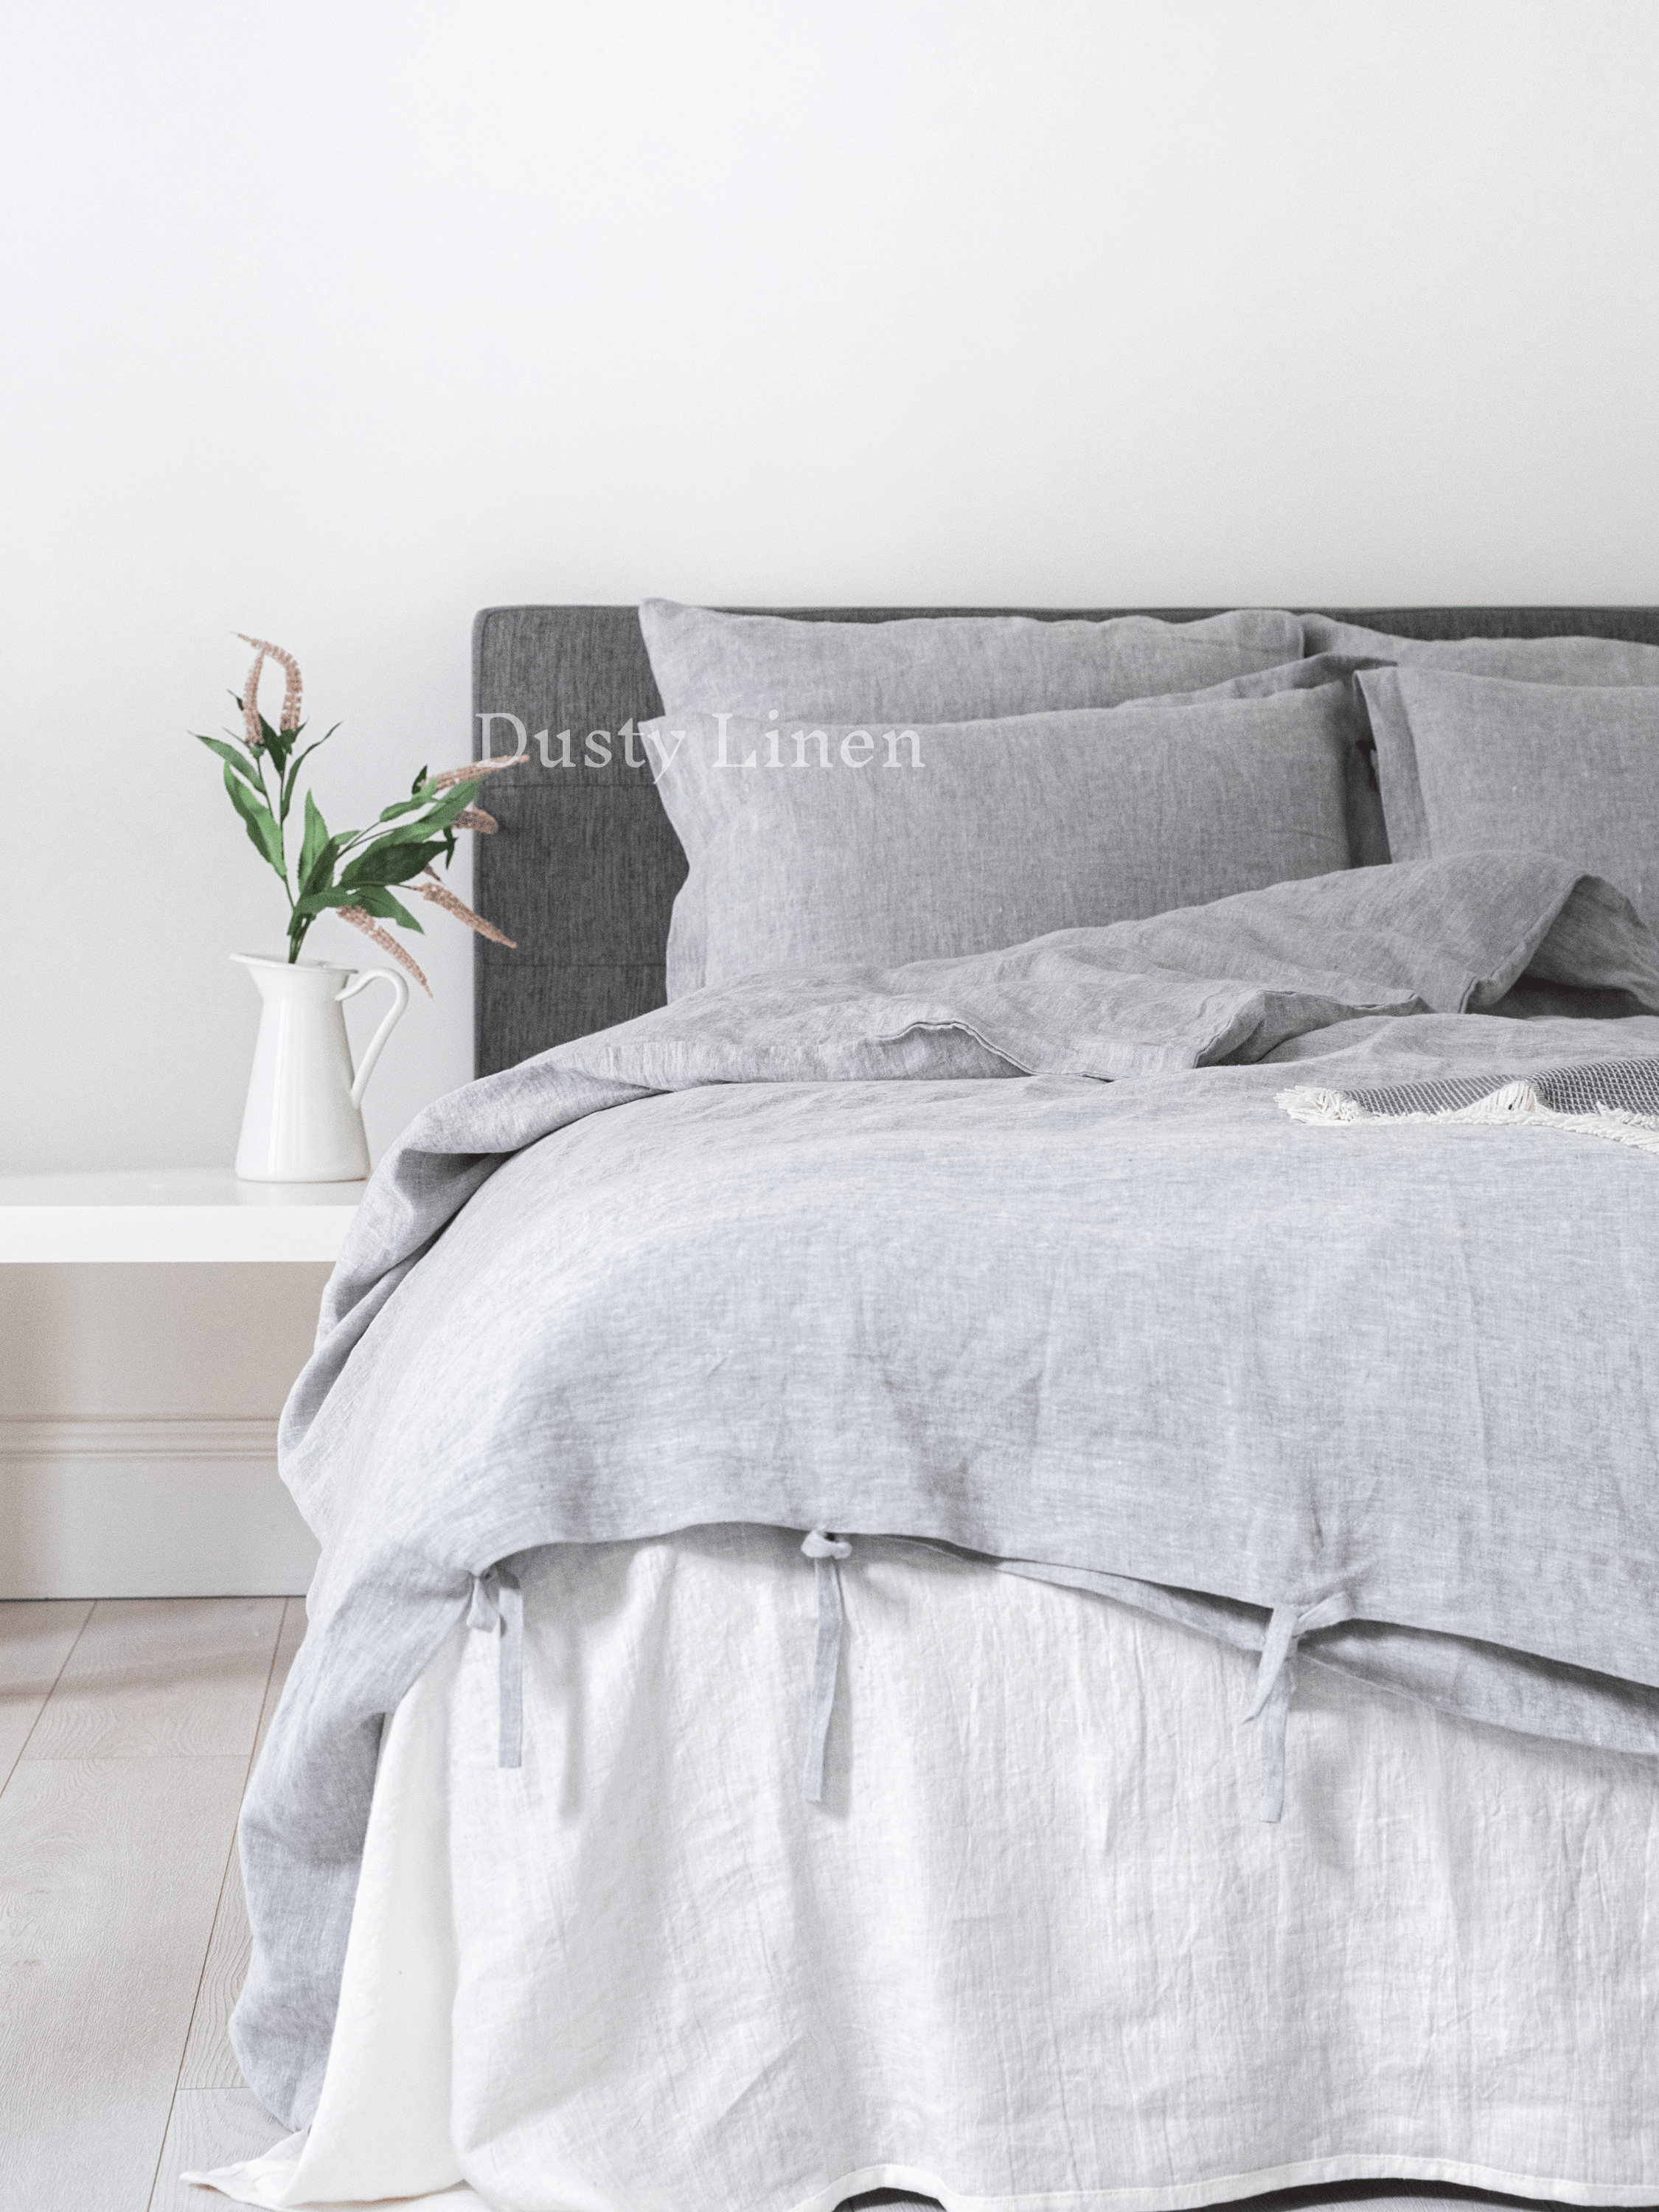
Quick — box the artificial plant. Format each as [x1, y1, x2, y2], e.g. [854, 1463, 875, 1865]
[192, 634, 515, 993]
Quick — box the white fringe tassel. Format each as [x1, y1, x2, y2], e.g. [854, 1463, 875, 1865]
[1277, 1079, 1659, 1156]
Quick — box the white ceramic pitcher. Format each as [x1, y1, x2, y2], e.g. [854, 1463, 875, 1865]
[232, 953, 409, 1183]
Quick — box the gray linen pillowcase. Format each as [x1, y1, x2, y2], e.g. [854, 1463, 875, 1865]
[1177, 653, 1389, 868]
[1360, 664, 1659, 936]
[640, 598, 1310, 723]
[1303, 613, 1659, 686]
[650, 679, 1360, 996]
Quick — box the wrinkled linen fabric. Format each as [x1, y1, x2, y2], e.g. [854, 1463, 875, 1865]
[234, 854, 1659, 2128]
[639, 597, 1310, 723]
[1300, 612, 1659, 685]
[650, 681, 1364, 996]
[201, 1534, 1659, 2211]
[1181, 650, 1391, 865]
[1360, 665, 1659, 937]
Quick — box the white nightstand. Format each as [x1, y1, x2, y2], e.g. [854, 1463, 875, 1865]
[0, 1172, 361, 1598]
[0, 1168, 364, 1263]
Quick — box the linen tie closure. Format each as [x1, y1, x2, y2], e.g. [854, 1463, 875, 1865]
[800, 1529, 852, 1804]
[1243, 1593, 1354, 1822]
[467, 1567, 524, 1770]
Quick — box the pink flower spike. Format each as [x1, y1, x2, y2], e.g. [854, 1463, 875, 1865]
[237, 634, 304, 732]
[338, 907, 432, 995]
[417, 869, 517, 947]
[240, 645, 268, 749]
[430, 756, 519, 790]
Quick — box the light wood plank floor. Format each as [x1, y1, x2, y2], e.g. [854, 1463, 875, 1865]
[0, 1594, 304, 2212]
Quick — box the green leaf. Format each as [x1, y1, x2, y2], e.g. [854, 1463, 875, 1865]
[355, 782, 478, 849]
[298, 791, 330, 888]
[223, 763, 284, 873]
[347, 780, 473, 850]
[340, 837, 446, 889]
[375, 791, 435, 825]
[290, 884, 362, 924]
[299, 829, 347, 901]
[397, 782, 481, 841]
[279, 735, 331, 822]
[351, 885, 422, 931]
[193, 731, 266, 793]
[290, 881, 425, 931]
[410, 765, 428, 795]
[258, 710, 291, 771]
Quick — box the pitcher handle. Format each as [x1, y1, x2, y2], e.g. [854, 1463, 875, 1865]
[337, 969, 411, 1110]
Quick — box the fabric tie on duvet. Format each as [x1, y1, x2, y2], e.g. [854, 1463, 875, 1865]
[799, 1537, 1365, 1828]
[479, 1540, 854, 1792]
[801, 1530, 852, 1802]
[1244, 1596, 1356, 1822]
[466, 1568, 523, 1769]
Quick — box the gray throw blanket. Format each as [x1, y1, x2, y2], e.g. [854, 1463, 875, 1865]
[236, 854, 1659, 2128]
[1279, 1054, 1659, 1158]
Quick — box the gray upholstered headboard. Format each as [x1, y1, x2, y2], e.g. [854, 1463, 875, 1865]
[471, 604, 1659, 1077]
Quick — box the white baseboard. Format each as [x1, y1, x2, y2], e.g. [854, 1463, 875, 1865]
[0, 1418, 319, 1599]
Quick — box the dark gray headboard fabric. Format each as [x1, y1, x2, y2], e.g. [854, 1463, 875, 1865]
[472, 604, 1659, 1077]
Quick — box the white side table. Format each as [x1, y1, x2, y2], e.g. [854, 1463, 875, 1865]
[0, 1171, 362, 1598]
[0, 1168, 364, 1263]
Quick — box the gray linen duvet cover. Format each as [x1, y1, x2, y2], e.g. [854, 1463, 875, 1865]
[237, 853, 1659, 2129]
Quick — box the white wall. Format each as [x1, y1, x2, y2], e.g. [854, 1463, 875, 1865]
[4, 0, 1658, 1587]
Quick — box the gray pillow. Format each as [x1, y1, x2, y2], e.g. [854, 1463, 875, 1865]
[1360, 664, 1659, 936]
[650, 681, 1361, 996]
[1303, 613, 1659, 686]
[1171, 651, 1390, 868]
[640, 599, 1310, 723]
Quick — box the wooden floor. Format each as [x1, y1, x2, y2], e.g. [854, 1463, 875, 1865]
[0, 1595, 306, 2211]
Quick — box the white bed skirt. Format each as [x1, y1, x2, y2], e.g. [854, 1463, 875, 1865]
[192, 1527, 1659, 2212]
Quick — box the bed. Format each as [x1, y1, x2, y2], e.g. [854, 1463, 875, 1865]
[191, 602, 1659, 2212]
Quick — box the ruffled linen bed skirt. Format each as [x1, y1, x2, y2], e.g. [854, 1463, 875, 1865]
[192, 1527, 1659, 2211]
